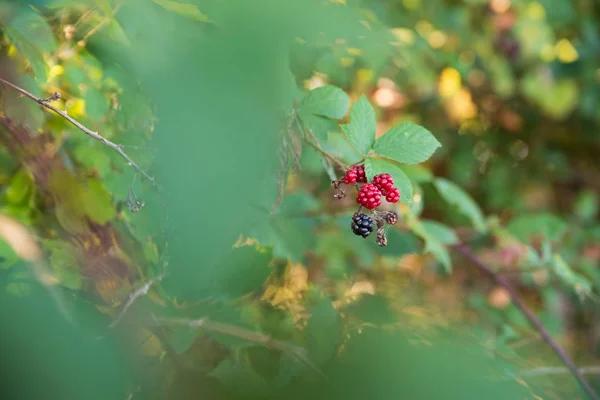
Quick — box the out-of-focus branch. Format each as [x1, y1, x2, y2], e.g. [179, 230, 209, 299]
[455, 244, 600, 400]
[0, 78, 159, 188]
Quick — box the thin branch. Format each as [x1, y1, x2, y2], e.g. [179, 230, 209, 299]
[0, 78, 159, 188]
[455, 244, 600, 400]
[295, 114, 348, 172]
[108, 262, 168, 329]
[509, 366, 600, 379]
[156, 316, 327, 379]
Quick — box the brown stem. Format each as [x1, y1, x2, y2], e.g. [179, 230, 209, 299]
[295, 115, 348, 172]
[0, 78, 159, 188]
[455, 244, 599, 400]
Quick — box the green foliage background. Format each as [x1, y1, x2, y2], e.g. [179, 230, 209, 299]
[0, 0, 599, 399]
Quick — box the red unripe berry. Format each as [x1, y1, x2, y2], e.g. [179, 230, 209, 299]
[355, 165, 367, 183]
[385, 187, 400, 203]
[372, 173, 394, 195]
[343, 169, 358, 184]
[356, 183, 382, 210]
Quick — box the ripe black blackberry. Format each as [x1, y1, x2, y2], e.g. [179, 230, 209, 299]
[351, 213, 375, 238]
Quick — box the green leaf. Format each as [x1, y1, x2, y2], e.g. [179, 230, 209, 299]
[365, 158, 413, 206]
[507, 213, 567, 242]
[399, 164, 433, 183]
[434, 178, 486, 232]
[210, 359, 269, 396]
[80, 180, 116, 225]
[409, 216, 452, 272]
[153, 0, 211, 22]
[168, 327, 197, 354]
[5, 169, 33, 206]
[306, 297, 341, 365]
[341, 95, 376, 155]
[420, 220, 458, 245]
[373, 123, 441, 164]
[0, 239, 19, 269]
[552, 254, 591, 299]
[214, 245, 272, 298]
[46, 240, 82, 290]
[299, 85, 350, 119]
[1, 4, 57, 81]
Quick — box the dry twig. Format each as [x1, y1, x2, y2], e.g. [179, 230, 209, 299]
[455, 244, 600, 400]
[0, 78, 159, 188]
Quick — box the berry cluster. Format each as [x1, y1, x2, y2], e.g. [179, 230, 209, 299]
[341, 167, 401, 210]
[333, 164, 402, 246]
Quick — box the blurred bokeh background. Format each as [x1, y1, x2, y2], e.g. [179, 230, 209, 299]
[0, 0, 599, 399]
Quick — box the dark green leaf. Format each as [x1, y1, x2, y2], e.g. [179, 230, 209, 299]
[420, 220, 458, 245]
[214, 246, 272, 298]
[507, 213, 567, 242]
[434, 178, 486, 232]
[210, 359, 270, 396]
[373, 123, 441, 164]
[168, 327, 197, 354]
[299, 85, 350, 119]
[341, 95, 376, 155]
[306, 297, 341, 365]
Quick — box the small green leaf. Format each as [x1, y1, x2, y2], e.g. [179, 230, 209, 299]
[408, 216, 452, 272]
[420, 220, 458, 245]
[0, 239, 19, 269]
[434, 178, 486, 232]
[299, 85, 350, 120]
[373, 123, 441, 164]
[46, 240, 82, 290]
[341, 95, 376, 155]
[80, 180, 116, 225]
[5, 169, 33, 206]
[552, 254, 591, 299]
[210, 359, 269, 396]
[168, 327, 197, 354]
[214, 245, 272, 298]
[365, 158, 413, 206]
[306, 297, 341, 365]
[153, 0, 211, 22]
[507, 213, 567, 242]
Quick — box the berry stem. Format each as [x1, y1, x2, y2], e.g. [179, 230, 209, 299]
[294, 113, 349, 172]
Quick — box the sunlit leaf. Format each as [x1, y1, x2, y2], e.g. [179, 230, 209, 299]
[373, 123, 441, 164]
[341, 95, 376, 155]
[299, 85, 350, 120]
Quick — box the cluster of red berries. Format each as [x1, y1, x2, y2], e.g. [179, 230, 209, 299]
[342, 165, 401, 210]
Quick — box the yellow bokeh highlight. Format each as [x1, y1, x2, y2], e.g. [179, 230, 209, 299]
[540, 44, 556, 62]
[428, 30, 447, 49]
[390, 28, 415, 45]
[66, 98, 86, 118]
[356, 68, 374, 84]
[48, 64, 64, 80]
[340, 57, 355, 67]
[403, 0, 420, 10]
[347, 47, 363, 56]
[415, 20, 433, 38]
[555, 39, 579, 63]
[438, 67, 462, 98]
[525, 2, 545, 20]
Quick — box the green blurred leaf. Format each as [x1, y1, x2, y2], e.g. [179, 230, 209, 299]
[365, 157, 413, 205]
[306, 297, 341, 365]
[420, 220, 458, 245]
[168, 326, 197, 354]
[434, 178, 486, 232]
[373, 123, 441, 164]
[214, 245, 272, 298]
[210, 358, 270, 397]
[508, 213, 567, 242]
[341, 95, 376, 155]
[552, 254, 591, 299]
[574, 190, 598, 222]
[45, 240, 82, 290]
[299, 85, 350, 120]
[409, 216, 452, 272]
[5, 169, 33, 206]
[398, 164, 433, 183]
[0, 239, 19, 270]
[153, 0, 210, 22]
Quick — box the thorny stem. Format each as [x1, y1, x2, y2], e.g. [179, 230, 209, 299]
[295, 114, 349, 172]
[0, 78, 159, 189]
[455, 244, 600, 400]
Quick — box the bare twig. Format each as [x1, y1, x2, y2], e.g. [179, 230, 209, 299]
[156, 316, 327, 379]
[0, 78, 159, 188]
[455, 244, 600, 400]
[492, 366, 600, 380]
[295, 115, 348, 172]
[108, 262, 168, 329]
